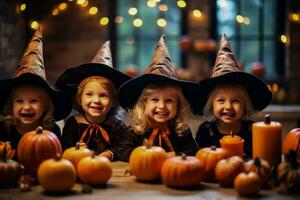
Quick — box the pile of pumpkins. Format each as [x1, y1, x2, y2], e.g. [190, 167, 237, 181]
[129, 128, 300, 196]
[0, 126, 112, 192]
[1, 127, 300, 196]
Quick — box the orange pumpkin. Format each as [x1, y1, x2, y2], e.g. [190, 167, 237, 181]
[161, 154, 204, 188]
[17, 126, 62, 177]
[244, 157, 271, 186]
[282, 128, 300, 160]
[0, 143, 20, 188]
[234, 172, 262, 196]
[196, 146, 227, 182]
[62, 142, 92, 169]
[129, 140, 168, 182]
[0, 141, 15, 160]
[215, 156, 244, 187]
[77, 154, 112, 185]
[38, 154, 76, 192]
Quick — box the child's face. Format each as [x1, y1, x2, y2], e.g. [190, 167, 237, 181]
[12, 86, 48, 127]
[80, 81, 113, 122]
[144, 86, 178, 125]
[212, 87, 245, 125]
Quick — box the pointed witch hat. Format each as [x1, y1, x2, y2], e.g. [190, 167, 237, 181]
[55, 41, 131, 96]
[197, 34, 272, 112]
[118, 35, 202, 114]
[0, 28, 72, 120]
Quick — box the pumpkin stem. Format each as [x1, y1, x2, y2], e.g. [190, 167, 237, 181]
[36, 126, 43, 134]
[264, 114, 271, 124]
[211, 146, 217, 151]
[230, 130, 233, 137]
[254, 157, 261, 167]
[91, 151, 96, 158]
[75, 142, 81, 150]
[181, 153, 187, 160]
[54, 153, 61, 161]
[143, 139, 152, 149]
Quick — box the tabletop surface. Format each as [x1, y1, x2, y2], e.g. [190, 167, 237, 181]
[0, 161, 299, 200]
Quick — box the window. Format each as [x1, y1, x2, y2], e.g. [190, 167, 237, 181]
[116, 0, 182, 73]
[216, 0, 282, 80]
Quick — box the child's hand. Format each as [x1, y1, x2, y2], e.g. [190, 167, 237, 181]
[167, 151, 176, 158]
[98, 150, 114, 161]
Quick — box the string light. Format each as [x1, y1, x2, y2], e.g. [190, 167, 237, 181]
[157, 18, 167, 27]
[128, 7, 138, 15]
[236, 15, 244, 23]
[30, 21, 39, 30]
[20, 3, 26, 11]
[243, 17, 250, 25]
[280, 35, 288, 44]
[192, 9, 202, 18]
[52, 8, 59, 16]
[177, 0, 186, 8]
[89, 7, 98, 15]
[133, 18, 143, 27]
[289, 13, 299, 22]
[77, 0, 85, 5]
[58, 3, 67, 11]
[99, 17, 109, 26]
[115, 16, 124, 24]
[158, 4, 168, 12]
[147, 0, 156, 8]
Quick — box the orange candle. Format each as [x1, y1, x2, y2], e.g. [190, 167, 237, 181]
[219, 132, 244, 158]
[252, 114, 282, 167]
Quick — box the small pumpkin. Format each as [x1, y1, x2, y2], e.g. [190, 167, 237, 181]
[195, 146, 227, 182]
[215, 156, 244, 187]
[244, 157, 271, 186]
[0, 143, 20, 188]
[37, 154, 76, 192]
[0, 141, 15, 159]
[276, 150, 300, 193]
[234, 172, 262, 197]
[17, 126, 62, 177]
[282, 128, 300, 160]
[77, 153, 112, 185]
[161, 154, 204, 188]
[62, 142, 92, 169]
[129, 139, 168, 182]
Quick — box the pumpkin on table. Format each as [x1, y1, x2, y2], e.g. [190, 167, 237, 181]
[195, 146, 227, 182]
[215, 156, 244, 187]
[161, 154, 204, 188]
[0, 141, 15, 160]
[129, 139, 168, 182]
[0, 143, 20, 188]
[234, 171, 262, 197]
[244, 157, 271, 186]
[62, 142, 92, 169]
[17, 126, 62, 177]
[282, 128, 300, 161]
[77, 153, 112, 185]
[37, 154, 76, 192]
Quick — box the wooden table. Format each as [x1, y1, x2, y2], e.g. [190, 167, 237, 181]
[0, 161, 299, 200]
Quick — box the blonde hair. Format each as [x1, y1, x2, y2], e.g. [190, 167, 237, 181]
[3, 84, 55, 129]
[203, 83, 255, 121]
[74, 76, 118, 112]
[128, 82, 195, 136]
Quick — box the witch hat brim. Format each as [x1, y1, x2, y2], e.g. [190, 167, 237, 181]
[0, 73, 72, 121]
[197, 72, 272, 112]
[55, 63, 131, 97]
[118, 73, 202, 114]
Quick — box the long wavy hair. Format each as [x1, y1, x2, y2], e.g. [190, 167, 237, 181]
[127, 82, 196, 136]
[203, 83, 255, 121]
[73, 76, 118, 113]
[3, 84, 55, 129]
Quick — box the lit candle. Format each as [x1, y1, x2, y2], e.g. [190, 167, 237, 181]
[252, 114, 282, 167]
[219, 131, 244, 158]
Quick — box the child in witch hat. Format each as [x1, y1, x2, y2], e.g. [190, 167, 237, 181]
[118, 35, 201, 162]
[195, 34, 272, 158]
[55, 41, 131, 161]
[0, 28, 72, 160]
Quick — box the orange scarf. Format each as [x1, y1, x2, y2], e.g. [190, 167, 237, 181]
[79, 123, 110, 145]
[148, 126, 174, 152]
